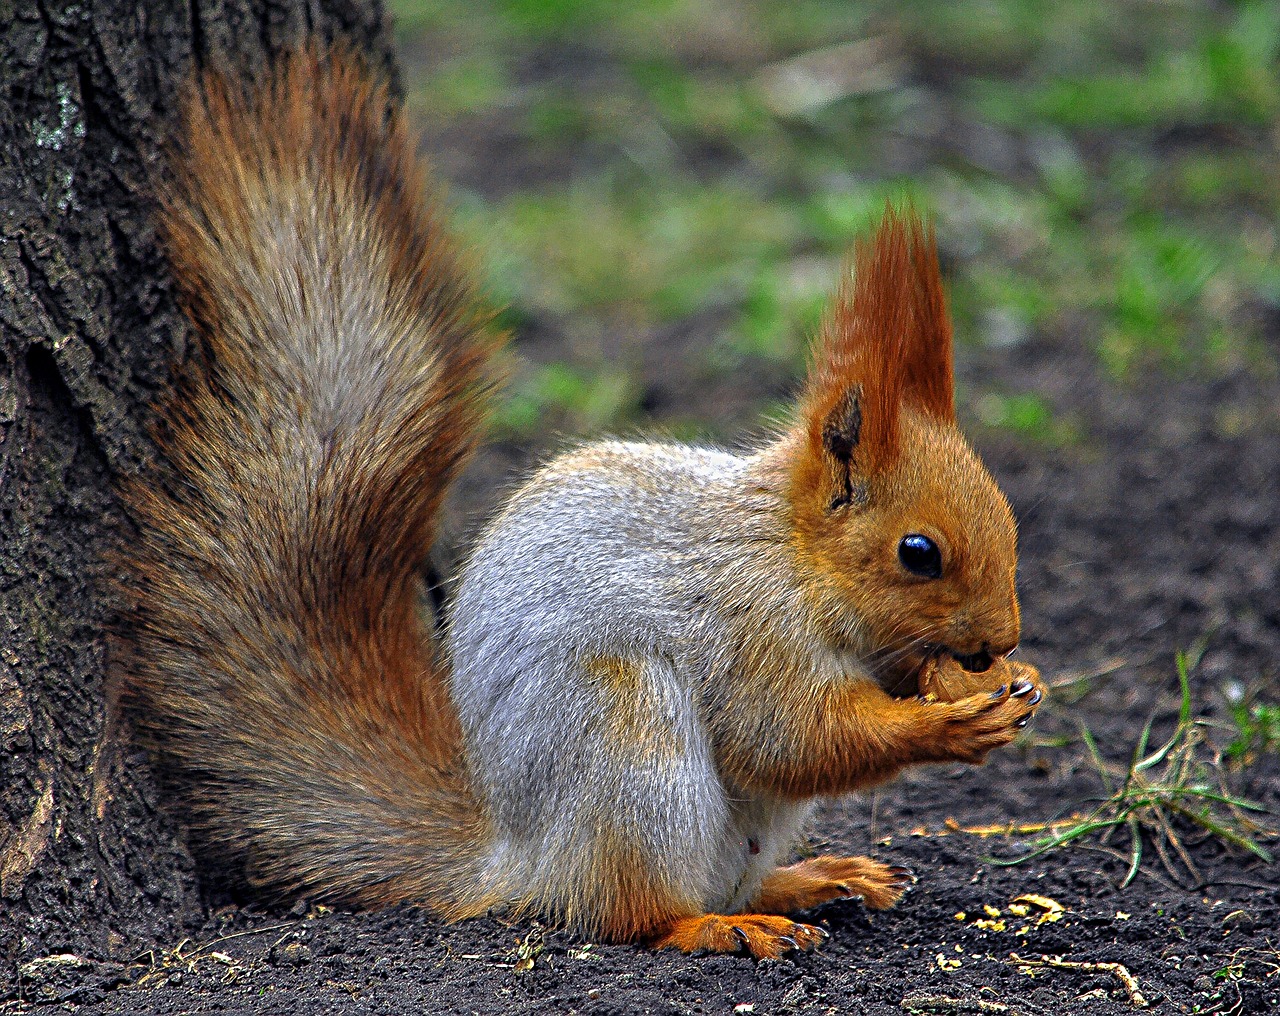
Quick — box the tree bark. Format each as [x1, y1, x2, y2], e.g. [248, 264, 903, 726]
[0, 0, 394, 964]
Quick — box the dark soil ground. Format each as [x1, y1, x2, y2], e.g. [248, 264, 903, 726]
[9, 273, 1279, 1016]
[7, 12, 1280, 1015]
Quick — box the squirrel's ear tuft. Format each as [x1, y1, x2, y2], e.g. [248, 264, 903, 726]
[796, 204, 955, 493]
[899, 212, 954, 424]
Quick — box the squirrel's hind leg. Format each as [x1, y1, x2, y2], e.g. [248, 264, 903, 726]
[753, 855, 913, 914]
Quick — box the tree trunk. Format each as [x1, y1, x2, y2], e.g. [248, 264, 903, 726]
[0, 0, 394, 965]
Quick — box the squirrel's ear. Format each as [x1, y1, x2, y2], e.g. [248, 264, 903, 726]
[795, 205, 955, 504]
[817, 385, 866, 509]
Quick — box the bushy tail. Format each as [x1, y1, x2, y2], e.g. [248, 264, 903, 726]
[116, 46, 500, 913]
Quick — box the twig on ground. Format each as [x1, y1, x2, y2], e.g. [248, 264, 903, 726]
[131, 921, 298, 987]
[1010, 953, 1149, 1008]
[900, 993, 1012, 1014]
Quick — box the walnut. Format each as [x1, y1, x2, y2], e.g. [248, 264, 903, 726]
[918, 655, 1042, 703]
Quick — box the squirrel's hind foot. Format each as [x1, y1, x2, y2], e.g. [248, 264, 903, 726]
[650, 913, 828, 959]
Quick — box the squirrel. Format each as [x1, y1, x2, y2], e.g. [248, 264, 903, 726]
[115, 45, 1045, 961]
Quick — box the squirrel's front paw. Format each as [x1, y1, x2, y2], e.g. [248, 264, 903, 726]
[921, 673, 1044, 765]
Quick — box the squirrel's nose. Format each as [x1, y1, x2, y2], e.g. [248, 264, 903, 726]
[953, 640, 1018, 673]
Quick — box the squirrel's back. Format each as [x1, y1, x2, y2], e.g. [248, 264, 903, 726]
[116, 47, 499, 911]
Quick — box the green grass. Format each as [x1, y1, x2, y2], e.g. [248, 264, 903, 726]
[968, 0, 1280, 128]
[971, 391, 1075, 445]
[390, 0, 1279, 435]
[993, 652, 1276, 887]
[463, 184, 796, 323]
[491, 362, 638, 437]
[1227, 698, 1280, 763]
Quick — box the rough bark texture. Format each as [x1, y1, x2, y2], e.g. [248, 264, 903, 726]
[0, 0, 394, 965]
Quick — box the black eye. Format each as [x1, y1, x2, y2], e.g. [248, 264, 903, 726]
[898, 534, 942, 579]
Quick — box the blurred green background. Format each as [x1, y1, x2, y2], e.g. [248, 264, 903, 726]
[389, 0, 1279, 443]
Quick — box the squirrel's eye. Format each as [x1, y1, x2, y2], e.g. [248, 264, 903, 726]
[898, 534, 942, 579]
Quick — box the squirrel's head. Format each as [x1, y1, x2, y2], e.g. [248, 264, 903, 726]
[786, 207, 1021, 695]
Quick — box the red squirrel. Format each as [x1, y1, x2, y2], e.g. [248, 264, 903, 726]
[117, 45, 1044, 960]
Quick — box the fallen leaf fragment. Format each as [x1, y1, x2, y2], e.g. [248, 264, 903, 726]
[512, 925, 545, 974]
[1011, 894, 1065, 924]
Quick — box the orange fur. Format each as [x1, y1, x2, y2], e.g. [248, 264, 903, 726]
[778, 209, 1024, 702]
[577, 832, 693, 943]
[716, 658, 1042, 800]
